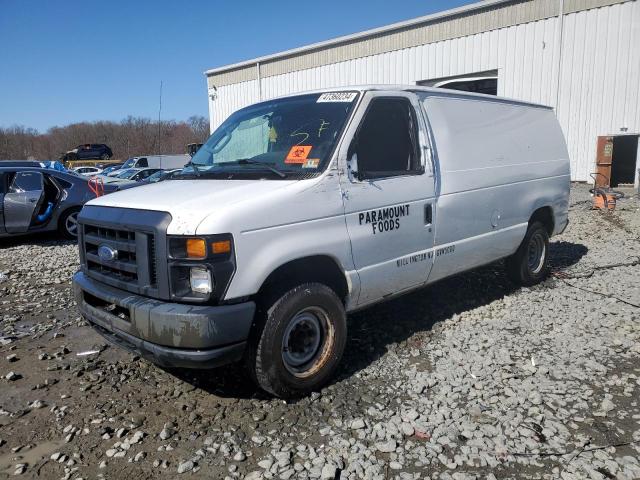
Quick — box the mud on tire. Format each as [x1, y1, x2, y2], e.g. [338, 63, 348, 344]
[248, 283, 347, 398]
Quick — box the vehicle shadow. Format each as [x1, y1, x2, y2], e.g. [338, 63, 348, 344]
[337, 240, 588, 382]
[168, 240, 588, 399]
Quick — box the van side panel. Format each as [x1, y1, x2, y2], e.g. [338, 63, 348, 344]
[420, 95, 570, 282]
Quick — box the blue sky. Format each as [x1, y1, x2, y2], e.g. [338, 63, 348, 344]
[0, 0, 476, 132]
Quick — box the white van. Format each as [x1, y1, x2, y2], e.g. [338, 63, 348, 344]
[122, 154, 190, 170]
[73, 86, 570, 398]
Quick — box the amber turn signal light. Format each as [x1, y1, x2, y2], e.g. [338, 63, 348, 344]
[211, 240, 231, 254]
[186, 238, 207, 258]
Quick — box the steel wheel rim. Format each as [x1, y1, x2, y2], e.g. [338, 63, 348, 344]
[282, 306, 334, 378]
[527, 232, 546, 274]
[66, 213, 79, 237]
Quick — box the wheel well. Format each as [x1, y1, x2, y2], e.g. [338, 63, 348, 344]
[530, 206, 554, 235]
[257, 256, 349, 305]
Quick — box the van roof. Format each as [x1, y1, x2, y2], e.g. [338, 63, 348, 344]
[271, 85, 553, 110]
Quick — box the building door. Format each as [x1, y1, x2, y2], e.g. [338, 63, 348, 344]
[594, 135, 639, 187]
[339, 92, 436, 306]
[610, 135, 639, 187]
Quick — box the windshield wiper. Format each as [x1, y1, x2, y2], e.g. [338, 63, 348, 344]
[230, 159, 287, 178]
[184, 161, 201, 177]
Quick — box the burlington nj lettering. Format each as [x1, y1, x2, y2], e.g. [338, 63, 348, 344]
[358, 204, 410, 234]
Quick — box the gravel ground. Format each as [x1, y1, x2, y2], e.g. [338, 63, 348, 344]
[0, 183, 639, 480]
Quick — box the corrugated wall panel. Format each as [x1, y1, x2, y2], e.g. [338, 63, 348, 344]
[209, 1, 639, 181]
[554, 0, 639, 181]
[206, 0, 631, 89]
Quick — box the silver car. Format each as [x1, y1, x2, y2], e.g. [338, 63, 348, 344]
[0, 164, 118, 239]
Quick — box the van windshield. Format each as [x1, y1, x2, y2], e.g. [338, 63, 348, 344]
[122, 158, 136, 169]
[182, 92, 359, 180]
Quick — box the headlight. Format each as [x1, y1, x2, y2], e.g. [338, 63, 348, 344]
[190, 267, 213, 294]
[167, 234, 235, 303]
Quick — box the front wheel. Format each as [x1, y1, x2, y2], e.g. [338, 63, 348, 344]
[101, 153, 110, 160]
[59, 208, 81, 239]
[249, 283, 347, 398]
[505, 221, 550, 286]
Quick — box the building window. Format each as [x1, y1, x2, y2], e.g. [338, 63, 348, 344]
[417, 69, 498, 96]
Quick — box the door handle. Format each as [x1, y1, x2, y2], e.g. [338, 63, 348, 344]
[424, 204, 433, 225]
[29, 198, 37, 203]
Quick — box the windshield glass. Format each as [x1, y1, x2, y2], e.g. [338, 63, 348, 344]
[147, 171, 164, 182]
[122, 158, 136, 169]
[185, 92, 359, 179]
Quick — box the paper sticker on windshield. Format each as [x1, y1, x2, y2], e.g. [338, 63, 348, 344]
[317, 92, 357, 103]
[285, 145, 312, 164]
[302, 158, 320, 169]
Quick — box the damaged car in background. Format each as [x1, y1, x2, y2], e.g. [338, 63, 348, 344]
[0, 163, 119, 239]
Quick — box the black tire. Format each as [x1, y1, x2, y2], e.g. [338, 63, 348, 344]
[101, 153, 110, 160]
[59, 208, 81, 240]
[505, 221, 550, 286]
[248, 283, 347, 398]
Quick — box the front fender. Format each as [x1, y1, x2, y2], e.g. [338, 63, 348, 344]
[224, 216, 356, 301]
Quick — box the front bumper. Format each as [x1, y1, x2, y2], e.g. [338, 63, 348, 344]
[73, 271, 256, 369]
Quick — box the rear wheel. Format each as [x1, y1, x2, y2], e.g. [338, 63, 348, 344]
[505, 221, 549, 286]
[101, 153, 110, 160]
[59, 208, 81, 240]
[248, 283, 347, 398]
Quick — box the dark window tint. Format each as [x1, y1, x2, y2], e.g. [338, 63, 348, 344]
[354, 98, 421, 178]
[137, 158, 148, 167]
[442, 78, 497, 95]
[55, 177, 73, 189]
[9, 171, 43, 193]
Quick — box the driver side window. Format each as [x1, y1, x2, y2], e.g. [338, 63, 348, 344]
[351, 97, 422, 179]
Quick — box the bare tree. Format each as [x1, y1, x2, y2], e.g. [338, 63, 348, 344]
[0, 115, 211, 161]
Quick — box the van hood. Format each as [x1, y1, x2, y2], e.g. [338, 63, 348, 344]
[86, 179, 298, 234]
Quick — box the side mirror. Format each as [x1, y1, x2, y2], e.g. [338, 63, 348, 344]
[348, 152, 360, 180]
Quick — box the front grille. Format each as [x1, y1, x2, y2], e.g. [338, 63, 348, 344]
[84, 225, 140, 287]
[148, 235, 157, 286]
[78, 205, 172, 300]
[82, 224, 160, 292]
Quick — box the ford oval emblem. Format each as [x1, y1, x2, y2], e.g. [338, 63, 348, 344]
[97, 244, 118, 262]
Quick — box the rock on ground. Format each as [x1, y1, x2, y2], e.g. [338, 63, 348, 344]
[0, 184, 639, 479]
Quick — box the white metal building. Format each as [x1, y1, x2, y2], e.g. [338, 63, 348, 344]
[205, 0, 640, 183]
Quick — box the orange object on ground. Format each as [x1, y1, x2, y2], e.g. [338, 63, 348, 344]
[592, 191, 617, 211]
